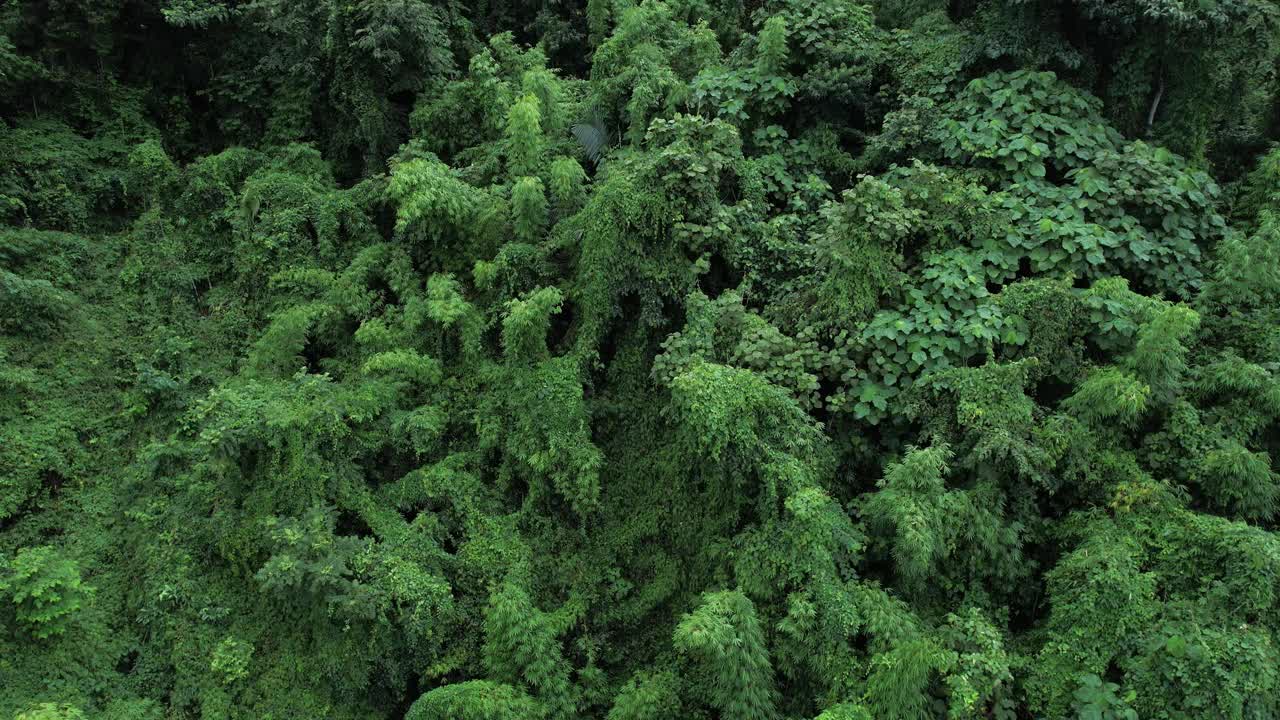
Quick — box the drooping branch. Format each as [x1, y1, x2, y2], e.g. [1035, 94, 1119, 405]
[1146, 73, 1165, 136]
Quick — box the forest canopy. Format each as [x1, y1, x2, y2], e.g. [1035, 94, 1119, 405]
[3, 0, 1280, 718]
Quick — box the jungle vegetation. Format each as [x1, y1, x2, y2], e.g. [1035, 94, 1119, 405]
[3, 0, 1280, 718]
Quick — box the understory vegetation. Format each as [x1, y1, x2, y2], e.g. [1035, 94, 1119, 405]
[3, 0, 1280, 718]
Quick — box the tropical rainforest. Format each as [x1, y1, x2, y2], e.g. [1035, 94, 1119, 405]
[3, 0, 1280, 717]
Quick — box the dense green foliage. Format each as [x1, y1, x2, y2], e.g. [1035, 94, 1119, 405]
[3, 0, 1280, 717]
